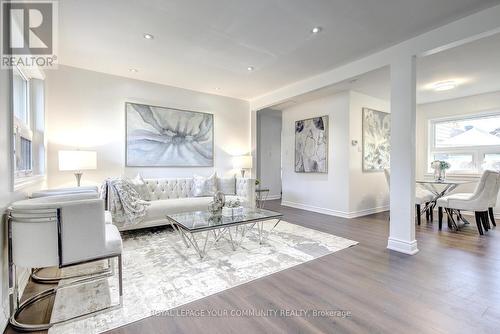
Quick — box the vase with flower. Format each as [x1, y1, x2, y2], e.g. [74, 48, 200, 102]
[431, 160, 450, 182]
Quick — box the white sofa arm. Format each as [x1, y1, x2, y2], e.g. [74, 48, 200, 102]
[236, 178, 256, 208]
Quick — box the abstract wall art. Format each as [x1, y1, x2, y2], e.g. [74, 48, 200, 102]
[295, 116, 328, 173]
[362, 108, 390, 172]
[126, 102, 214, 167]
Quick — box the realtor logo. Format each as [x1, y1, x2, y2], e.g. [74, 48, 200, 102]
[1, 0, 58, 68]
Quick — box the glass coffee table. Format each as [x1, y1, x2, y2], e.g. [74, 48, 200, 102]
[166, 208, 283, 258]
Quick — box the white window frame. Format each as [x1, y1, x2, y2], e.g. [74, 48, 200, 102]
[428, 110, 500, 176]
[12, 66, 33, 180]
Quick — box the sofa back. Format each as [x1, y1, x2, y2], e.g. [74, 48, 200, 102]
[145, 178, 193, 200]
[144, 177, 255, 204]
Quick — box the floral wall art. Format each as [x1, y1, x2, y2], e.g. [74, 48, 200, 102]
[362, 107, 390, 172]
[126, 102, 214, 166]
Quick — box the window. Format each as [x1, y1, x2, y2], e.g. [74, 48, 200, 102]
[13, 66, 33, 178]
[429, 112, 500, 174]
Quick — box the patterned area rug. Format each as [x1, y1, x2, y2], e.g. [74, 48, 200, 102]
[49, 221, 357, 333]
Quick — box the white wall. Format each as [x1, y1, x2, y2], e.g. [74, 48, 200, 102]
[416, 90, 500, 212]
[281, 92, 351, 216]
[45, 65, 251, 187]
[257, 109, 282, 199]
[349, 91, 390, 214]
[280, 90, 391, 218]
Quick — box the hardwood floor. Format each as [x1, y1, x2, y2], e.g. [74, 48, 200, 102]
[5, 200, 500, 334]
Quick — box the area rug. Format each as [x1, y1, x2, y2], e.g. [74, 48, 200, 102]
[49, 221, 357, 333]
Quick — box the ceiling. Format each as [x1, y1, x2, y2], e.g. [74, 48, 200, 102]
[271, 31, 500, 109]
[58, 0, 500, 100]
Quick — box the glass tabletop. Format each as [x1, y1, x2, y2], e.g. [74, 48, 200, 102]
[416, 180, 472, 185]
[167, 208, 283, 232]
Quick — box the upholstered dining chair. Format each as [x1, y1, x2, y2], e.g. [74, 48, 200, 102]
[487, 177, 500, 226]
[437, 170, 500, 235]
[384, 169, 434, 225]
[7, 194, 123, 331]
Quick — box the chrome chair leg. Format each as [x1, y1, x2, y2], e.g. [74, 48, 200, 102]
[31, 262, 113, 284]
[9, 255, 123, 331]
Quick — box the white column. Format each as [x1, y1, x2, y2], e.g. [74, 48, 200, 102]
[387, 55, 418, 255]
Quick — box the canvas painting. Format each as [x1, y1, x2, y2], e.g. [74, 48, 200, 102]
[362, 108, 390, 172]
[126, 102, 213, 167]
[295, 116, 328, 173]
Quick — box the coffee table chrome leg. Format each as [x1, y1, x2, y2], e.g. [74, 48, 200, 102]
[180, 230, 207, 259]
[270, 219, 281, 232]
[227, 227, 236, 251]
[170, 222, 190, 248]
[258, 222, 264, 244]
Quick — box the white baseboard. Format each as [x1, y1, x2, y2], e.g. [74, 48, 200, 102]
[348, 206, 389, 218]
[264, 195, 281, 201]
[387, 237, 419, 255]
[281, 200, 388, 218]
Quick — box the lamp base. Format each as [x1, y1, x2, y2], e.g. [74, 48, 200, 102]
[240, 169, 246, 178]
[74, 172, 83, 187]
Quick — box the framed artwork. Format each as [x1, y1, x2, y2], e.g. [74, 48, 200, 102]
[362, 107, 390, 172]
[125, 102, 214, 167]
[295, 116, 328, 173]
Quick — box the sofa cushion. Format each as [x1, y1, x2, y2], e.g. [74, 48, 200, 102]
[218, 176, 236, 195]
[191, 173, 217, 197]
[145, 197, 213, 222]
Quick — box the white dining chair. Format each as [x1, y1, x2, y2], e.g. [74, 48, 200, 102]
[488, 177, 500, 227]
[436, 170, 500, 235]
[384, 169, 434, 225]
[8, 194, 123, 331]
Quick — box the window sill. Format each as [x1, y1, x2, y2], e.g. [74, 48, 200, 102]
[14, 174, 45, 191]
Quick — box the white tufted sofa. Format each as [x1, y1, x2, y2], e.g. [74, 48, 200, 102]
[116, 177, 255, 231]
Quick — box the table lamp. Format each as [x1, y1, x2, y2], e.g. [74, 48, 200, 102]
[232, 155, 252, 178]
[58, 150, 97, 186]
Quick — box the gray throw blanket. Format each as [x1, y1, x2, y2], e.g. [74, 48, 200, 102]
[100, 178, 150, 227]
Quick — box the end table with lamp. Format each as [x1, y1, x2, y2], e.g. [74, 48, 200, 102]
[255, 188, 270, 209]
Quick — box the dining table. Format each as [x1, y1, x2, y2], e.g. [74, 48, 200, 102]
[416, 179, 473, 230]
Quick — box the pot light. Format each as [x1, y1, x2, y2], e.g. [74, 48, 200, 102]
[143, 33, 154, 40]
[311, 26, 322, 34]
[433, 81, 457, 91]
[129, 68, 138, 73]
[247, 66, 254, 71]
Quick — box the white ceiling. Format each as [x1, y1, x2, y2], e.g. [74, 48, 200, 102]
[58, 0, 500, 100]
[271, 31, 500, 109]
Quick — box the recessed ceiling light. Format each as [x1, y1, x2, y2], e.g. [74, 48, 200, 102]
[129, 68, 138, 73]
[143, 33, 154, 40]
[215, 87, 221, 91]
[311, 26, 322, 34]
[247, 66, 254, 71]
[433, 81, 457, 91]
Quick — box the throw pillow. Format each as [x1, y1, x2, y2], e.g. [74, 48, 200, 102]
[192, 173, 217, 197]
[127, 174, 151, 201]
[218, 176, 236, 195]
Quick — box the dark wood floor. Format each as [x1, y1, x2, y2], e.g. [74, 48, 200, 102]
[6, 200, 500, 334]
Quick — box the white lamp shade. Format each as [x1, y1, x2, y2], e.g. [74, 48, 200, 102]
[59, 150, 97, 171]
[233, 155, 253, 169]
